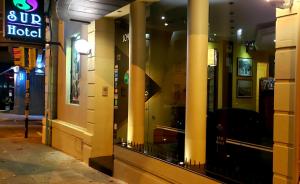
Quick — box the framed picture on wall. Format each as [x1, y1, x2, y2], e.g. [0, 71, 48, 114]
[237, 57, 253, 77]
[237, 80, 253, 98]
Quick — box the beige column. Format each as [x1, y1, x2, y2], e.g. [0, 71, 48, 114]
[43, 0, 59, 145]
[127, 1, 146, 144]
[87, 18, 115, 159]
[185, 0, 209, 164]
[296, 8, 300, 182]
[273, 5, 299, 184]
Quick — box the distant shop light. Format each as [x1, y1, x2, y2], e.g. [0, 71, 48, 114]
[266, 0, 294, 9]
[35, 53, 45, 75]
[12, 66, 19, 73]
[237, 28, 242, 36]
[237, 28, 243, 41]
[74, 39, 91, 55]
[161, 16, 165, 20]
[19, 72, 25, 81]
[164, 22, 168, 27]
[145, 33, 150, 40]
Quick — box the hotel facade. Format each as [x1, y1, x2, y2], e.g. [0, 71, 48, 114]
[43, 0, 300, 183]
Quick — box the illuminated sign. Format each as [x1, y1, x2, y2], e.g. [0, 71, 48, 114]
[4, 0, 44, 43]
[35, 53, 45, 75]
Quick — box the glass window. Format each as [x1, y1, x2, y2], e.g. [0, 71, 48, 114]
[144, 0, 187, 162]
[114, 1, 276, 183]
[206, 1, 275, 183]
[114, 1, 188, 162]
[114, 15, 130, 141]
[70, 35, 80, 104]
[64, 21, 87, 104]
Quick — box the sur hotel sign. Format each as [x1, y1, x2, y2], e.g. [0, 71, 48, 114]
[4, 0, 45, 43]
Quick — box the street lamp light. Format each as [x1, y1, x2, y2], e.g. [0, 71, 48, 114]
[74, 39, 91, 55]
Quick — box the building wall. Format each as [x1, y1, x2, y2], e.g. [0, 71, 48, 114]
[51, 20, 92, 162]
[13, 69, 45, 115]
[87, 19, 114, 157]
[232, 44, 274, 112]
[13, 69, 26, 114]
[296, 4, 300, 180]
[45, 1, 300, 183]
[273, 3, 300, 184]
[114, 146, 220, 184]
[51, 18, 115, 163]
[56, 21, 88, 129]
[29, 72, 45, 115]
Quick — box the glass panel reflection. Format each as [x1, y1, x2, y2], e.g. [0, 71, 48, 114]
[114, 0, 276, 183]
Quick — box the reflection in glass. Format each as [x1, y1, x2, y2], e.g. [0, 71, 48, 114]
[144, 0, 187, 163]
[64, 21, 87, 105]
[114, 0, 276, 183]
[206, 0, 275, 183]
[70, 35, 80, 104]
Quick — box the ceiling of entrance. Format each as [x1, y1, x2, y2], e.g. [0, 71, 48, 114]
[209, 0, 275, 41]
[151, 0, 276, 50]
[56, 0, 135, 23]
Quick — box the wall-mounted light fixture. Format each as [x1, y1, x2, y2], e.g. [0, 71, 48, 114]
[236, 28, 243, 42]
[74, 39, 91, 55]
[266, 0, 294, 9]
[245, 41, 256, 52]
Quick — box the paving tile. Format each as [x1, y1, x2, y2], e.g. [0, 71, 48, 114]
[0, 138, 127, 184]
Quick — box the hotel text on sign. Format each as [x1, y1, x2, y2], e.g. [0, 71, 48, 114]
[4, 0, 45, 43]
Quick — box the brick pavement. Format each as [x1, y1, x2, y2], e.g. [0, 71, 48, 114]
[0, 138, 126, 184]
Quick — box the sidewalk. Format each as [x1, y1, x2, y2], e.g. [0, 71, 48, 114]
[0, 138, 126, 184]
[0, 113, 43, 122]
[0, 113, 42, 138]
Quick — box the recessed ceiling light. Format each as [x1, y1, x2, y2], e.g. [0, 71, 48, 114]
[161, 16, 165, 20]
[164, 22, 168, 26]
[237, 28, 243, 36]
[146, 33, 150, 39]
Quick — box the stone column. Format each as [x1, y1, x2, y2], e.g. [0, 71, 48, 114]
[185, 0, 209, 164]
[127, 1, 146, 144]
[87, 18, 115, 160]
[273, 5, 299, 184]
[43, 0, 58, 145]
[296, 6, 300, 182]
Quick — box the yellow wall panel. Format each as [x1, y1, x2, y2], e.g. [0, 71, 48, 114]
[275, 49, 296, 80]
